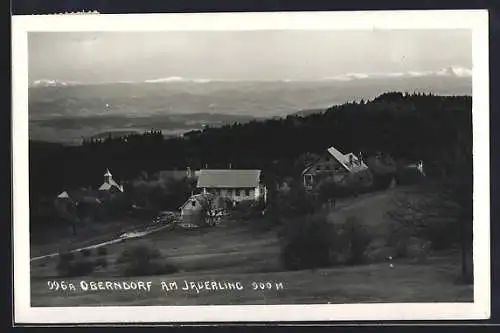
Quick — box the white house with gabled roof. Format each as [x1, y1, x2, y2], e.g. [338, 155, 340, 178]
[196, 169, 266, 203]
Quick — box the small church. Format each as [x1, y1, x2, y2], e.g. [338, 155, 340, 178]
[98, 169, 124, 193]
[56, 168, 124, 201]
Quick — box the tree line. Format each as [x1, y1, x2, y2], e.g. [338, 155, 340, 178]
[29, 91, 472, 200]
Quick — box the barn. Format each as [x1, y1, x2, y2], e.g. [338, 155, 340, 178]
[179, 193, 232, 227]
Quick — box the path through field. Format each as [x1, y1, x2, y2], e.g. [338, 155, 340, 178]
[30, 223, 174, 262]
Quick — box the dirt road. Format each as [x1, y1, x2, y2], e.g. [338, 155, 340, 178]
[30, 223, 174, 262]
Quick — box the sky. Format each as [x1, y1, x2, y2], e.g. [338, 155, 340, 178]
[28, 29, 472, 83]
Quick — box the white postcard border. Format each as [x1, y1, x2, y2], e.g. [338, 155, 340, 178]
[12, 10, 490, 323]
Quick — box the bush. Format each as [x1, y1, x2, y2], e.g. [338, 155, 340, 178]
[364, 241, 395, 262]
[233, 199, 264, 220]
[274, 185, 316, 218]
[116, 244, 179, 276]
[386, 223, 431, 260]
[280, 214, 372, 270]
[396, 167, 425, 185]
[385, 193, 459, 257]
[59, 252, 75, 262]
[316, 177, 345, 201]
[130, 177, 194, 212]
[371, 173, 397, 191]
[234, 199, 264, 212]
[420, 218, 459, 251]
[95, 257, 108, 268]
[56, 255, 96, 277]
[280, 214, 333, 270]
[342, 216, 371, 265]
[97, 247, 108, 256]
[325, 216, 371, 265]
[316, 170, 374, 202]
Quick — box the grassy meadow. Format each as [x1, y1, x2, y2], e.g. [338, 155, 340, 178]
[30, 187, 473, 306]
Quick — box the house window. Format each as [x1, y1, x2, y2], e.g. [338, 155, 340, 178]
[236, 189, 241, 196]
[245, 189, 250, 196]
[191, 200, 196, 207]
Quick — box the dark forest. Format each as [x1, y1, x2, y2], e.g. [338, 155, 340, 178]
[29, 91, 472, 199]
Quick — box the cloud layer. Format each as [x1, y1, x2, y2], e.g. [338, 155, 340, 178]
[30, 66, 473, 87]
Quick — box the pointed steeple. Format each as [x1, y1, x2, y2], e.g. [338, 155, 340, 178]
[104, 169, 112, 183]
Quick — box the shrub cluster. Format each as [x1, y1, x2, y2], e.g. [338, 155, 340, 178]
[97, 247, 108, 256]
[56, 248, 109, 277]
[385, 194, 460, 259]
[232, 199, 265, 220]
[116, 243, 179, 277]
[280, 214, 371, 270]
[57, 252, 96, 277]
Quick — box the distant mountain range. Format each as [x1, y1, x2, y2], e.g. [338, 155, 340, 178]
[28, 67, 472, 145]
[30, 66, 472, 88]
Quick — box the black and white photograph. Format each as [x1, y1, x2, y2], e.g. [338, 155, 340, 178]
[12, 10, 490, 323]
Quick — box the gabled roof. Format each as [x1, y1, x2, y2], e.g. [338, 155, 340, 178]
[327, 147, 352, 171]
[99, 168, 124, 192]
[344, 152, 369, 171]
[302, 147, 368, 175]
[180, 193, 233, 211]
[179, 193, 215, 211]
[57, 191, 70, 199]
[98, 179, 124, 192]
[196, 169, 261, 188]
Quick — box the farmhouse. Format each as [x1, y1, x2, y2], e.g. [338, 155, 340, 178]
[302, 146, 369, 190]
[196, 169, 267, 203]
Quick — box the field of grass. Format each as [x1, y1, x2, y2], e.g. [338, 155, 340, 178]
[30, 187, 473, 306]
[31, 254, 471, 306]
[30, 217, 154, 258]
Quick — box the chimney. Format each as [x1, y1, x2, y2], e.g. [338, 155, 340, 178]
[228, 162, 232, 169]
[186, 166, 192, 178]
[205, 163, 208, 169]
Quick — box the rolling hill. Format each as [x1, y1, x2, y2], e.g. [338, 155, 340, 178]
[28, 70, 472, 144]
